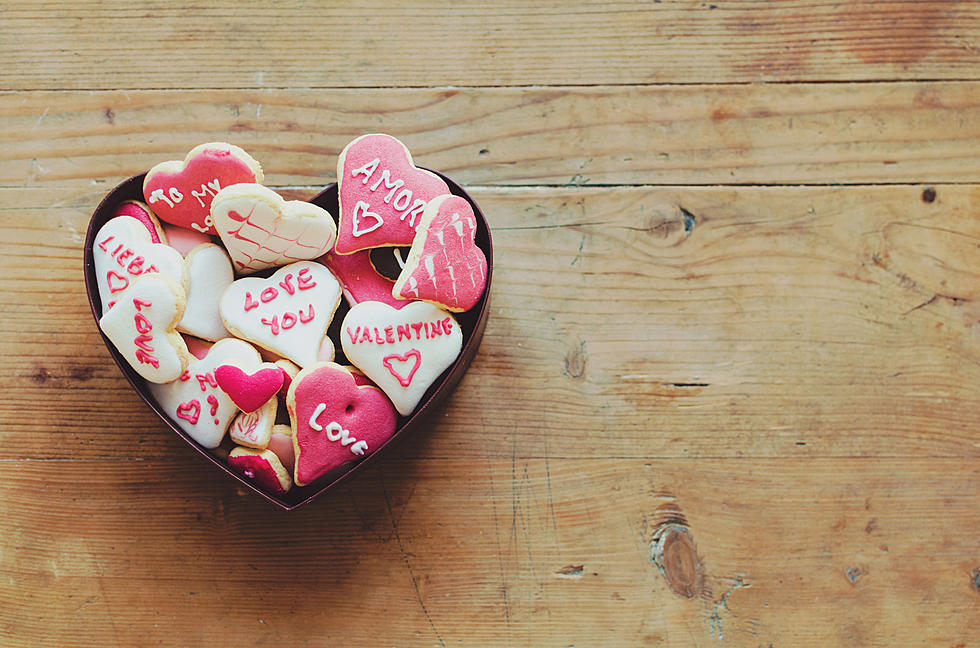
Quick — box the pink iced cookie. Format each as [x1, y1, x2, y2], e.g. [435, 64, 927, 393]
[211, 183, 337, 274]
[320, 245, 407, 309]
[214, 362, 285, 413]
[143, 142, 263, 235]
[113, 200, 165, 243]
[162, 223, 213, 256]
[335, 134, 449, 254]
[267, 424, 295, 470]
[340, 301, 462, 416]
[287, 363, 397, 486]
[182, 334, 213, 360]
[393, 194, 487, 312]
[228, 447, 292, 495]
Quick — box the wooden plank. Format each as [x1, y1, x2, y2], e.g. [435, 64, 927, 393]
[3, 83, 980, 187]
[3, 1, 980, 89]
[2, 457, 978, 646]
[5, 183, 980, 462]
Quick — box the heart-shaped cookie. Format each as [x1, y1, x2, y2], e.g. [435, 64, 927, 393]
[178, 243, 233, 341]
[143, 142, 263, 234]
[229, 397, 277, 449]
[335, 134, 449, 254]
[340, 301, 463, 415]
[393, 194, 488, 312]
[92, 215, 187, 313]
[147, 338, 264, 448]
[287, 363, 397, 486]
[220, 261, 342, 367]
[320, 244, 407, 309]
[214, 363, 285, 413]
[212, 183, 337, 274]
[228, 447, 292, 495]
[99, 274, 191, 384]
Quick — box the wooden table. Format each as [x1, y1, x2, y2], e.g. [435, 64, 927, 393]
[3, 2, 980, 645]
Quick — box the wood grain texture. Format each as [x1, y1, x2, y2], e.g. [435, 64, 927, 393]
[5, 184, 980, 464]
[3, 83, 980, 186]
[3, 457, 980, 647]
[3, 1, 980, 89]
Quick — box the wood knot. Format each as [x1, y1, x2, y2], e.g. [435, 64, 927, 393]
[921, 186, 936, 203]
[564, 341, 587, 380]
[650, 523, 703, 598]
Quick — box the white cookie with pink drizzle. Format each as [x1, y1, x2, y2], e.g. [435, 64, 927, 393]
[211, 184, 336, 274]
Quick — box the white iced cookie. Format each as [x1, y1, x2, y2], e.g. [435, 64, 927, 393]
[229, 396, 277, 449]
[99, 274, 190, 384]
[219, 261, 342, 368]
[177, 243, 233, 341]
[147, 338, 263, 448]
[340, 301, 462, 415]
[92, 215, 187, 314]
[211, 183, 337, 274]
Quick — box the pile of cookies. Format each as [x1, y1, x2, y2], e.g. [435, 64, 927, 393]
[93, 135, 488, 496]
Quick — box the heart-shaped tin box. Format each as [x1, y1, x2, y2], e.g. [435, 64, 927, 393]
[84, 171, 492, 510]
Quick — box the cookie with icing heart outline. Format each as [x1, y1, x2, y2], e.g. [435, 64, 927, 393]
[335, 134, 449, 254]
[340, 301, 462, 416]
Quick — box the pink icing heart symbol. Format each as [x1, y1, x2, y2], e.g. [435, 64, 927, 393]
[382, 349, 421, 387]
[177, 399, 201, 424]
[214, 364, 285, 413]
[335, 134, 449, 254]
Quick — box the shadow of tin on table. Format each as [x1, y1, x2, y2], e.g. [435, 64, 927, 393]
[83, 171, 493, 510]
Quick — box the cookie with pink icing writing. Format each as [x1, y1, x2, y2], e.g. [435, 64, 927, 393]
[99, 274, 190, 383]
[214, 361, 284, 413]
[148, 338, 264, 448]
[229, 397, 277, 449]
[212, 183, 337, 274]
[228, 447, 292, 495]
[320, 245, 407, 309]
[219, 261, 342, 367]
[92, 215, 187, 313]
[336, 134, 449, 254]
[177, 243, 233, 341]
[340, 301, 462, 415]
[113, 200, 165, 243]
[143, 142, 263, 235]
[287, 362, 397, 486]
[393, 194, 487, 312]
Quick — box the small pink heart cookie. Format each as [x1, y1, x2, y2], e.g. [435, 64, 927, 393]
[393, 194, 487, 312]
[320, 245, 407, 310]
[92, 215, 187, 313]
[148, 338, 264, 448]
[219, 261, 342, 367]
[99, 274, 190, 384]
[267, 424, 295, 469]
[228, 447, 292, 495]
[287, 363, 397, 486]
[162, 223, 212, 256]
[229, 397, 277, 449]
[143, 142, 263, 235]
[211, 183, 337, 274]
[340, 301, 462, 415]
[177, 243, 233, 341]
[336, 134, 449, 254]
[214, 362, 285, 413]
